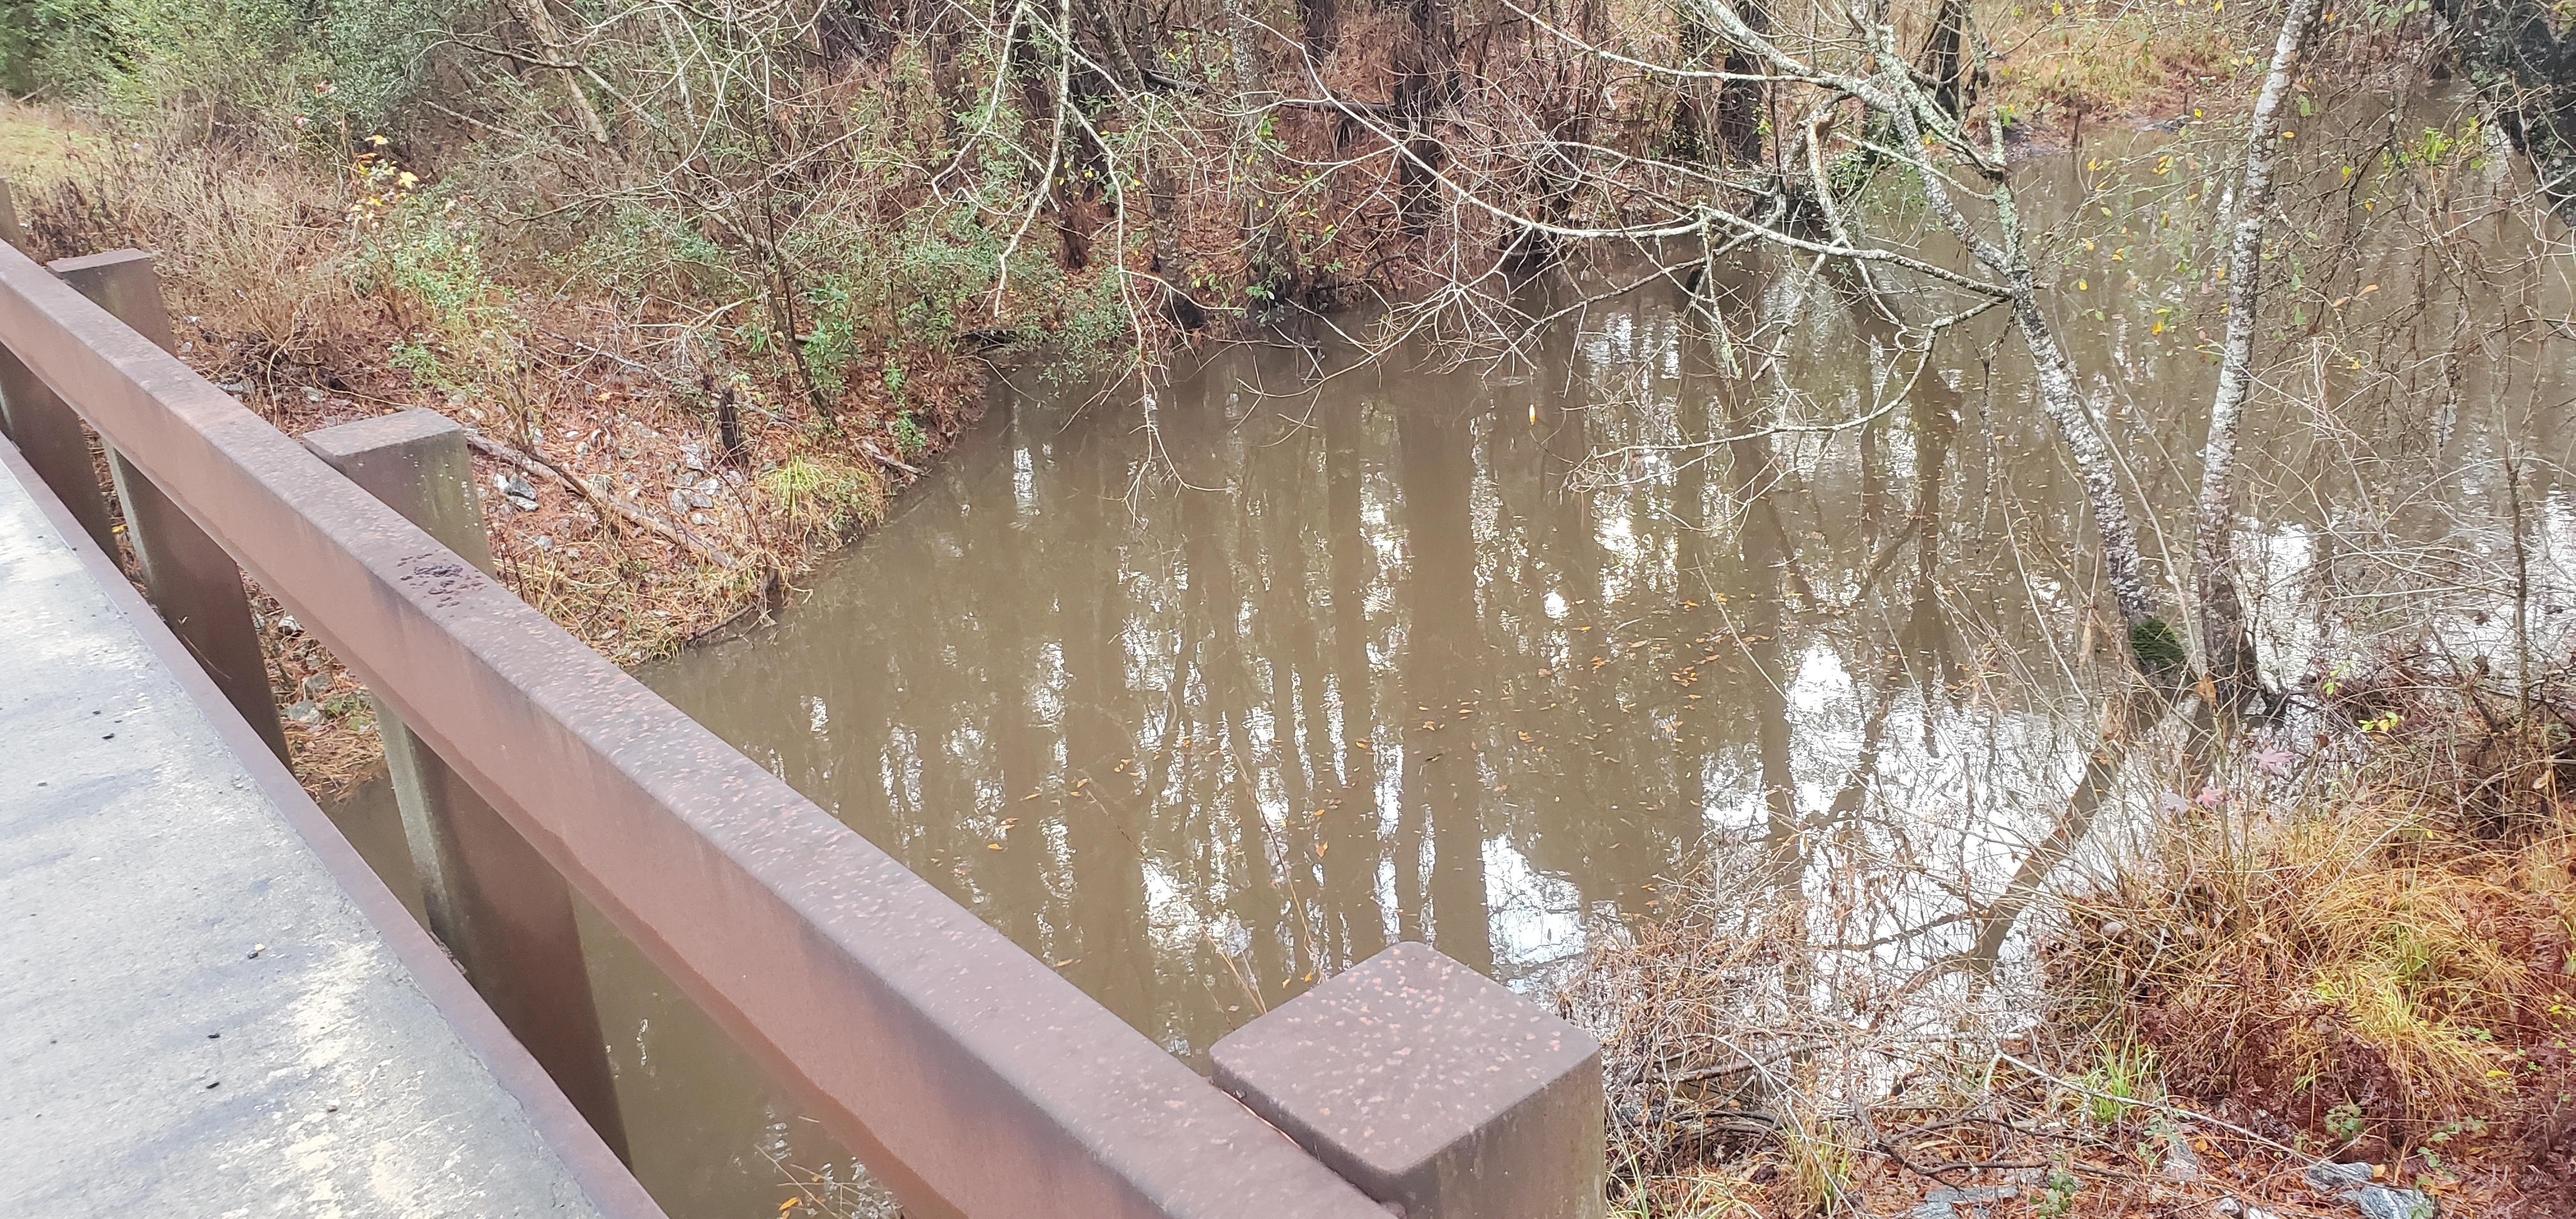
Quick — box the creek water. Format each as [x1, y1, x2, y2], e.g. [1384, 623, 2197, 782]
[326, 96, 2576, 1216]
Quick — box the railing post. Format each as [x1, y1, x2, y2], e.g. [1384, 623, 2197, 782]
[1211, 942, 1607, 1219]
[300, 408, 631, 1161]
[51, 249, 289, 763]
[0, 180, 119, 555]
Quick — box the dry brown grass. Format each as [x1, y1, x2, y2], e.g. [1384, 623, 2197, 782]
[1987, 1, 2243, 132]
[0, 119, 976, 801]
[13, 135, 357, 365]
[2044, 644, 2576, 1211]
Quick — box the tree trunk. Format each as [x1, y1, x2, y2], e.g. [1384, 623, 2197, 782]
[1296, 0, 1337, 59]
[1918, 0, 1973, 118]
[1714, 0, 1770, 164]
[2194, 0, 2322, 712]
[1220, 0, 1295, 307]
[508, 0, 611, 144]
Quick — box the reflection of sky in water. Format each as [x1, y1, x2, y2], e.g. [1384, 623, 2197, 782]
[1484, 837, 1586, 979]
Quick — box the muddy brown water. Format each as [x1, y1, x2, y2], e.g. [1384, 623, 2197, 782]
[326, 98, 2576, 1216]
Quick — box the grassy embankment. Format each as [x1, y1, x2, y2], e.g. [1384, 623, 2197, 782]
[0, 103, 979, 795]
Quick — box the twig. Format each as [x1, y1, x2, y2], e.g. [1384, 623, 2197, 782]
[1989, 1052, 2310, 1163]
[861, 440, 923, 476]
[465, 431, 739, 569]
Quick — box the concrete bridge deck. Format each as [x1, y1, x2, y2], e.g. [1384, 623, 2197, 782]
[0, 436, 657, 1218]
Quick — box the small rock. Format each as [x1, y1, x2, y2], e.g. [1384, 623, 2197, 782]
[2346, 1185, 2434, 1219]
[2306, 1163, 2377, 1192]
[689, 511, 712, 526]
[2163, 1131, 2204, 1182]
[686, 491, 714, 510]
[1911, 1185, 2014, 1219]
[2306, 1164, 2432, 1219]
[668, 487, 691, 516]
[532, 535, 553, 552]
[298, 673, 331, 698]
[284, 701, 323, 725]
[213, 378, 252, 394]
[494, 473, 539, 512]
[275, 615, 300, 634]
[2211, 1197, 2284, 1219]
[682, 444, 707, 471]
[300, 386, 325, 402]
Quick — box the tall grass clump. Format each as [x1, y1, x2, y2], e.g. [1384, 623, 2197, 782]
[2044, 640, 2576, 1173]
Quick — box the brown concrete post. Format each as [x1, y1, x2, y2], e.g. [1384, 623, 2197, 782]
[301, 408, 630, 1160]
[0, 181, 118, 553]
[1211, 942, 1606, 1219]
[0, 177, 22, 247]
[52, 249, 288, 763]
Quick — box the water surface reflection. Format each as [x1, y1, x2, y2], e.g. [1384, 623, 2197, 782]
[647, 307, 2097, 1055]
[335, 102, 2576, 1216]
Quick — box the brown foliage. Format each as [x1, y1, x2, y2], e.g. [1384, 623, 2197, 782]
[2044, 646, 2576, 1206]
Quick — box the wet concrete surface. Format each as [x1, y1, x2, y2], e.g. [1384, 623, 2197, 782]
[0, 438, 653, 1218]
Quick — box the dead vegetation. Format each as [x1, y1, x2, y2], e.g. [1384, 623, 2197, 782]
[1565, 637, 2576, 1218]
[0, 0, 2294, 804]
[2045, 643, 2576, 1215]
[0, 105, 965, 797]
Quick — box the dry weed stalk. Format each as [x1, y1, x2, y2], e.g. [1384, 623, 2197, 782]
[1564, 847, 2039, 1216]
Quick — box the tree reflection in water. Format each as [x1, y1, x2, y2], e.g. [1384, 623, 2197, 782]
[646, 275, 2115, 1060]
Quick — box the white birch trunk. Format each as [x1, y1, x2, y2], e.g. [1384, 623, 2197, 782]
[2195, 0, 2322, 706]
[1879, 96, 2167, 654]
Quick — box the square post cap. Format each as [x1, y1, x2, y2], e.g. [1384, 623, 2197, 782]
[1210, 942, 1605, 1219]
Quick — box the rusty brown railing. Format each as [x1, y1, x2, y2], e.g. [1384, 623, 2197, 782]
[0, 196, 1602, 1219]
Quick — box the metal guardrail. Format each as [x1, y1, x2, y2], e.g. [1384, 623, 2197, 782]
[0, 200, 1604, 1219]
